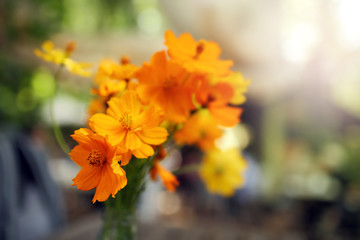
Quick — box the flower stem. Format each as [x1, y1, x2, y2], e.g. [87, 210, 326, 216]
[173, 162, 200, 175]
[50, 65, 70, 154]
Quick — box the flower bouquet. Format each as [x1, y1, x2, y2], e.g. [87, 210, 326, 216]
[35, 30, 250, 239]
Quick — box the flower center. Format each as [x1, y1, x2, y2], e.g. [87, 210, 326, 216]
[87, 150, 106, 167]
[194, 42, 205, 59]
[121, 56, 130, 65]
[120, 112, 133, 129]
[164, 77, 176, 89]
[214, 166, 224, 176]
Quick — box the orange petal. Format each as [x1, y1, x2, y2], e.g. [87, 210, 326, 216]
[72, 166, 101, 191]
[134, 105, 163, 129]
[89, 113, 126, 145]
[136, 127, 168, 145]
[124, 132, 143, 150]
[106, 97, 128, 120]
[121, 90, 142, 116]
[116, 150, 133, 166]
[156, 163, 179, 192]
[209, 106, 242, 127]
[70, 128, 94, 150]
[69, 145, 90, 166]
[110, 160, 127, 190]
[132, 143, 154, 159]
[92, 163, 125, 203]
[164, 30, 196, 59]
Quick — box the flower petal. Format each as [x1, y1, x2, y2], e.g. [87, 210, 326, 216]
[92, 162, 126, 203]
[136, 127, 168, 145]
[69, 145, 90, 166]
[209, 106, 242, 127]
[132, 143, 154, 159]
[72, 166, 101, 191]
[89, 113, 126, 145]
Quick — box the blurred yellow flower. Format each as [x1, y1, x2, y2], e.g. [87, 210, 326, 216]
[34, 40, 92, 77]
[199, 148, 247, 197]
[64, 58, 92, 77]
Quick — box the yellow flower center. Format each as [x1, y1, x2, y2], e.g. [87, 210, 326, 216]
[120, 112, 133, 129]
[87, 150, 106, 167]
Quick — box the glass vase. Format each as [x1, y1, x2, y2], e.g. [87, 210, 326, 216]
[99, 157, 150, 240]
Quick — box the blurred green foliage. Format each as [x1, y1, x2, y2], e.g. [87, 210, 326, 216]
[0, 55, 40, 128]
[0, 0, 66, 129]
[0, 0, 147, 129]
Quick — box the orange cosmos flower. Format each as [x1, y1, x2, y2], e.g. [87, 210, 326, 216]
[174, 110, 223, 150]
[210, 72, 251, 105]
[69, 128, 128, 203]
[196, 79, 242, 127]
[164, 30, 233, 76]
[95, 58, 138, 83]
[91, 80, 127, 98]
[136, 51, 198, 123]
[92, 58, 139, 97]
[150, 162, 179, 192]
[34, 41, 92, 77]
[89, 90, 168, 159]
[88, 97, 107, 117]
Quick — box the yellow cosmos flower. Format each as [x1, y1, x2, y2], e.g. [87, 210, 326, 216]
[69, 128, 128, 203]
[89, 90, 168, 159]
[210, 72, 251, 105]
[34, 40, 92, 77]
[199, 148, 247, 197]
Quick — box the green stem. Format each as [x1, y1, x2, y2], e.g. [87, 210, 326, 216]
[173, 162, 200, 176]
[101, 156, 152, 240]
[50, 65, 70, 154]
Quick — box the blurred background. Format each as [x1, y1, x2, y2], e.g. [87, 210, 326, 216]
[1, 0, 360, 239]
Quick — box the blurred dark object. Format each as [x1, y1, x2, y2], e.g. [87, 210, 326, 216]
[0, 0, 64, 45]
[0, 130, 64, 240]
[0, 56, 41, 130]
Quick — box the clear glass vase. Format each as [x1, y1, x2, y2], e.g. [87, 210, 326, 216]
[99, 157, 151, 240]
[101, 208, 137, 240]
